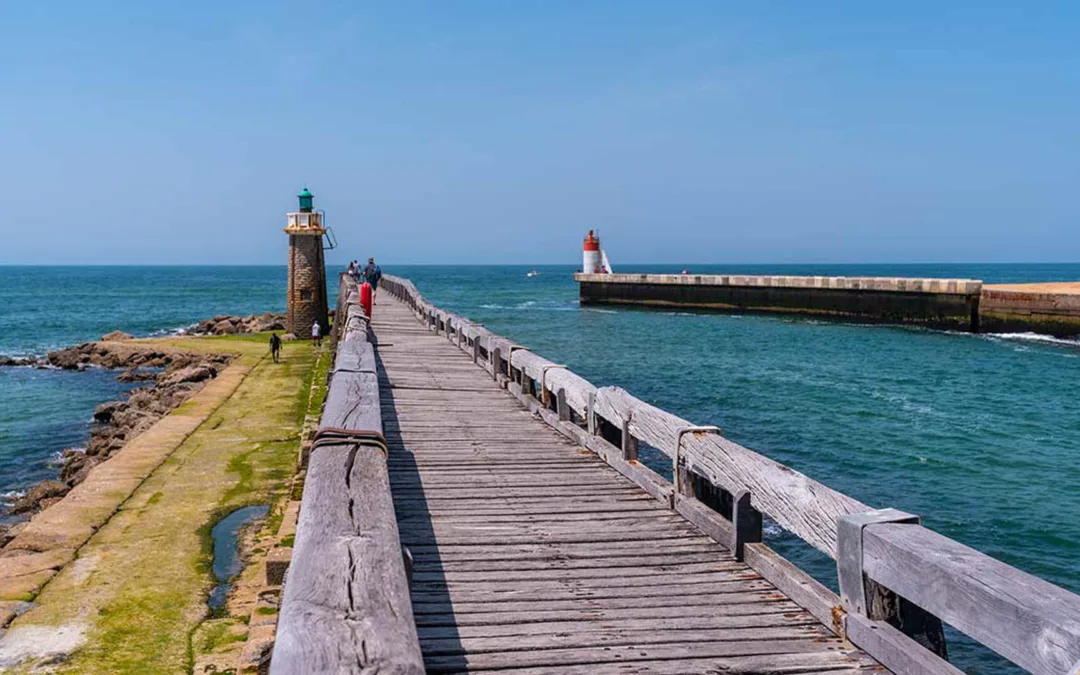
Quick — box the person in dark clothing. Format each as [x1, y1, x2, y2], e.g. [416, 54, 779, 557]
[362, 258, 382, 291]
[269, 333, 282, 363]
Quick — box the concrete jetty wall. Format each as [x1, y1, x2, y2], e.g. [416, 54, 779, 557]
[979, 283, 1080, 337]
[575, 273, 984, 331]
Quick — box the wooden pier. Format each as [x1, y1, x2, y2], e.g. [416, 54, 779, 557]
[273, 274, 1080, 675]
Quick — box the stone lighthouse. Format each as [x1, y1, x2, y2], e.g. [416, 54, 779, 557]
[284, 187, 329, 338]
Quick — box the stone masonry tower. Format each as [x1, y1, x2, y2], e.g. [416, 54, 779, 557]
[285, 187, 329, 338]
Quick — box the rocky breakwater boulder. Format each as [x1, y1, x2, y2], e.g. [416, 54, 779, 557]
[192, 313, 286, 336]
[10, 344, 232, 516]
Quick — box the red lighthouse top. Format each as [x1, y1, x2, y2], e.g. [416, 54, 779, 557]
[583, 229, 600, 251]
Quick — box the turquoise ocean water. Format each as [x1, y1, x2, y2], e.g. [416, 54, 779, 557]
[2, 263, 1078, 673]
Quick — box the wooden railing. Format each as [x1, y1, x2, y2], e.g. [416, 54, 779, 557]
[381, 273, 1080, 675]
[273, 275, 424, 674]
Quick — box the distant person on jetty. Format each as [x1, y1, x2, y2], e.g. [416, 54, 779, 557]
[269, 333, 282, 363]
[311, 321, 322, 347]
[362, 257, 382, 292]
[347, 261, 356, 278]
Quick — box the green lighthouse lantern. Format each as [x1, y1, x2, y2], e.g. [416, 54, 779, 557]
[298, 187, 314, 213]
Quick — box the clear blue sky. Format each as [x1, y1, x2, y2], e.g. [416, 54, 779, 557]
[2, 2, 1078, 265]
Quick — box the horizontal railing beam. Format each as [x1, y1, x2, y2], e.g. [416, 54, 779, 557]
[863, 522, 1080, 675]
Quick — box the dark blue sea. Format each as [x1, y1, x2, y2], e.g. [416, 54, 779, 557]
[2, 263, 1079, 673]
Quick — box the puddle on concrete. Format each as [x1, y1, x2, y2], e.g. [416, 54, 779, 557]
[208, 504, 268, 612]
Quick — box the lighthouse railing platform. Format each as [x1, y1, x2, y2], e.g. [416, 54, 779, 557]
[378, 272, 1080, 675]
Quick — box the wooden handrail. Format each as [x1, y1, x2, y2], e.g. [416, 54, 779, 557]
[273, 276, 424, 674]
[379, 273, 1080, 675]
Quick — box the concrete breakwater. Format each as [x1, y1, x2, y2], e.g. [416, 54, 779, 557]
[577, 273, 1080, 336]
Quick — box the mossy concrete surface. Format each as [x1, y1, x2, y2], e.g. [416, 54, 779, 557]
[0, 335, 322, 674]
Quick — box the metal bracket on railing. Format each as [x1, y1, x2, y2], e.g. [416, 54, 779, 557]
[539, 364, 567, 406]
[673, 426, 722, 499]
[836, 508, 920, 616]
[309, 427, 389, 459]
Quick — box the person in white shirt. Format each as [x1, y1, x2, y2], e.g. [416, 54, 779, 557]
[311, 321, 322, 347]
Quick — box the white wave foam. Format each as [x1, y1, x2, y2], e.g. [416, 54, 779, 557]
[1, 490, 25, 503]
[148, 324, 194, 338]
[984, 332, 1080, 347]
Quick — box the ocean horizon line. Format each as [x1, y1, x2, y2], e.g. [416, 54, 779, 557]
[2, 261, 1080, 269]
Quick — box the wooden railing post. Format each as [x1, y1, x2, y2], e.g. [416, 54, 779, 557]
[730, 490, 762, 562]
[586, 391, 597, 435]
[621, 418, 638, 462]
[490, 347, 501, 381]
[556, 388, 570, 421]
[472, 339, 480, 364]
[837, 510, 948, 659]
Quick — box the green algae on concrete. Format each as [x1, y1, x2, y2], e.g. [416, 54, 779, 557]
[0, 336, 322, 674]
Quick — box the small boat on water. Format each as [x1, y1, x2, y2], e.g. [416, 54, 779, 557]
[526, 270, 541, 278]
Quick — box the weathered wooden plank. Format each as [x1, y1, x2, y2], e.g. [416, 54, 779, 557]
[320, 371, 382, 431]
[410, 561, 745, 582]
[844, 613, 965, 675]
[408, 581, 773, 607]
[418, 610, 817, 639]
[410, 570, 762, 592]
[412, 599, 804, 626]
[420, 638, 851, 672]
[397, 528, 707, 546]
[442, 651, 877, 675]
[419, 624, 831, 656]
[409, 552, 731, 572]
[410, 591, 794, 615]
[404, 539, 723, 561]
[334, 336, 377, 374]
[274, 443, 423, 674]
[743, 542, 843, 636]
[863, 522, 1080, 675]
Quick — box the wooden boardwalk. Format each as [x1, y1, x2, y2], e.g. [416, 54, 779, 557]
[372, 296, 883, 674]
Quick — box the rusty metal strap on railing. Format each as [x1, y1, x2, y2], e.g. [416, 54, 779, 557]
[310, 427, 389, 459]
[540, 364, 568, 405]
[504, 345, 527, 378]
[674, 426, 723, 496]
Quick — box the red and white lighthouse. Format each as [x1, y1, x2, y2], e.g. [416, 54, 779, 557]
[582, 230, 613, 274]
[583, 230, 602, 274]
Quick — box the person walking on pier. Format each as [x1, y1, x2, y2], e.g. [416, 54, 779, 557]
[311, 321, 322, 348]
[269, 332, 282, 363]
[362, 257, 382, 293]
